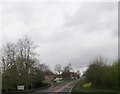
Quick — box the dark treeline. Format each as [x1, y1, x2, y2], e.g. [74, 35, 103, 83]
[84, 57, 119, 90]
[54, 63, 80, 80]
[0, 36, 51, 91]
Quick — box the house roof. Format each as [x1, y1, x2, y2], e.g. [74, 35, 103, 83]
[45, 71, 54, 76]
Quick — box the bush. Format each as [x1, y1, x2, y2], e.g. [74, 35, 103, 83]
[83, 82, 92, 88]
[85, 58, 118, 90]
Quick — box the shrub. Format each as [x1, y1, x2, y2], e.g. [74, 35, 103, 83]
[83, 82, 92, 88]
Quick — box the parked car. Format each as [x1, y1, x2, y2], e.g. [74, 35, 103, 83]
[59, 78, 62, 81]
[54, 78, 62, 82]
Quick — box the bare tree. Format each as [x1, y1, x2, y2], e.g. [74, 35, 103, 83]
[0, 35, 51, 91]
[0, 43, 18, 91]
[38, 63, 50, 72]
[55, 64, 62, 78]
[63, 63, 72, 73]
[1, 43, 17, 72]
[16, 35, 36, 90]
[62, 63, 73, 79]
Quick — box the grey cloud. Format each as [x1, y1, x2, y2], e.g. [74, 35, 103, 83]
[64, 2, 117, 35]
[1, 2, 118, 71]
[46, 2, 118, 46]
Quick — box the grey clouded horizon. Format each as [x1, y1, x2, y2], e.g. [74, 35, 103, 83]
[0, 2, 118, 72]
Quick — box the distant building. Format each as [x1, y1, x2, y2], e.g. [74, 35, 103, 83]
[44, 71, 54, 80]
[61, 71, 80, 80]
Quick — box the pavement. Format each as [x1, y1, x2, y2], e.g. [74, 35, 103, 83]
[29, 80, 79, 94]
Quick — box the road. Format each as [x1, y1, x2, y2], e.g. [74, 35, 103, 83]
[30, 80, 78, 94]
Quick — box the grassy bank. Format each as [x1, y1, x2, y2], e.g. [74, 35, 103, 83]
[71, 79, 119, 94]
[2, 85, 50, 94]
[2, 81, 51, 94]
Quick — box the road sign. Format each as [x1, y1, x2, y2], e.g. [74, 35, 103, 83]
[17, 85, 24, 90]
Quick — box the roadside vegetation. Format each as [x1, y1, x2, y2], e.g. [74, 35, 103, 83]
[1, 36, 51, 92]
[71, 80, 118, 94]
[2, 35, 118, 93]
[0, 35, 80, 93]
[71, 57, 119, 94]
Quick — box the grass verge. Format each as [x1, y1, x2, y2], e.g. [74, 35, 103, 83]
[71, 78, 119, 94]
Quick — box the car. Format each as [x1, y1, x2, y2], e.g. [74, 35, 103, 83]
[59, 78, 62, 81]
[54, 78, 62, 82]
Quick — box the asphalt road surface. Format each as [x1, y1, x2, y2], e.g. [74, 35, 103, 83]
[30, 80, 78, 94]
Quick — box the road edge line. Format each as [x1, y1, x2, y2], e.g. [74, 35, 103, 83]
[68, 81, 77, 94]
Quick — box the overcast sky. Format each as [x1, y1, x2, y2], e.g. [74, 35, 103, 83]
[0, 2, 118, 72]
